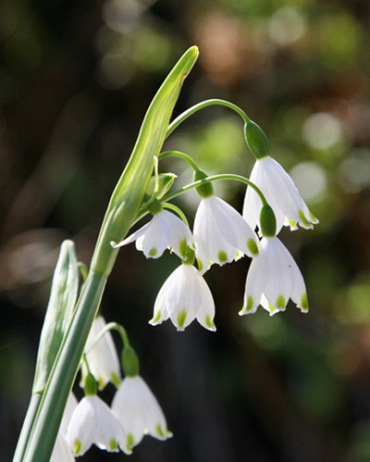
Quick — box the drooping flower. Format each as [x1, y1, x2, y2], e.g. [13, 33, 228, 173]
[61, 392, 78, 435]
[51, 432, 75, 462]
[193, 195, 259, 273]
[51, 392, 78, 462]
[239, 236, 308, 316]
[149, 263, 216, 331]
[112, 375, 172, 449]
[243, 155, 319, 234]
[112, 209, 193, 260]
[80, 316, 121, 390]
[50, 392, 77, 462]
[66, 394, 131, 456]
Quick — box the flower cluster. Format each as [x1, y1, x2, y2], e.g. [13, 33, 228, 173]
[52, 119, 318, 462]
[14, 50, 320, 462]
[52, 316, 172, 460]
[114, 145, 317, 325]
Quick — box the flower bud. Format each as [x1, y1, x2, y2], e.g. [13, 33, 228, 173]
[194, 170, 214, 198]
[145, 173, 177, 200]
[260, 204, 276, 237]
[122, 347, 140, 377]
[244, 121, 269, 160]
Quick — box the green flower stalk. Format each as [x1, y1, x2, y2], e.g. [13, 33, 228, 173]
[17, 46, 199, 462]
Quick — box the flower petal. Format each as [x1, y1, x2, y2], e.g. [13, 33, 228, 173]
[194, 196, 258, 273]
[51, 432, 75, 462]
[112, 376, 171, 448]
[81, 316, 121, 390]
[150, 264, 216, 331]
[243, 156, 318, 233]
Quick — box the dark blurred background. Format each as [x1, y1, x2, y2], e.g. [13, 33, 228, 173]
[1, 0, 370, 461]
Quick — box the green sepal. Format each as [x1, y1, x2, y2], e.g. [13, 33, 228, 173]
[194, 170, 214, 199]
[145, 173, 177, 200]
[32, 240, 79, 394]
[260, 204, 276, 237]
[122, 347, 140, 377]
[84, 372, 98, 396]
[147, 198, 163, 216]
[244, 120, 269, 160]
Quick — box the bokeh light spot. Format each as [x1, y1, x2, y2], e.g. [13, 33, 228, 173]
[302, 112, 342, 150]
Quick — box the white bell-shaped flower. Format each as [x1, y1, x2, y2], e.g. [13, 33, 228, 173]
[51, 392, 78, 462]
[66, 394, 131, 456]
[149, 263, 216, 331]
[112, 209, 193, 260]
[51, 432, 75, 462]
[243, 156, 319, 234]
[112, 375, 172, 449]
[80, 316, 121, 390]
[61, 392, 78, 435]
[194, 195, 259, 274]
[239, 236, 308, 316]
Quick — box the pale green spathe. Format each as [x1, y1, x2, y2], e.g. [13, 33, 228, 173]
[33, 240, 79, 394]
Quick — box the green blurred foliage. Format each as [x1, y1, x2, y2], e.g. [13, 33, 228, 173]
[1, 0, 370, 461]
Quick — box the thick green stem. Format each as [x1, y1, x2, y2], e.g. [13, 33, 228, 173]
[16, 46, 199, 462]
[23, 271, 107, 462]
[165, 99, 250, 138]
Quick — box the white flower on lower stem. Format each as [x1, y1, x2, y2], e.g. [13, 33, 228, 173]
[51, 432, 75, 462]
[51, 392, 78, 462]
[80, 316, 121, 390]
[61, 392, 78, 435]
[112, 209, 193, 260]
[112, 375, 172, 449]
[149, 264, 216, 331]
[239, 236, 308, 316]
[194, 195, 259, 273]
[66, 395, 131, 456]
[243, 156, 319, 234]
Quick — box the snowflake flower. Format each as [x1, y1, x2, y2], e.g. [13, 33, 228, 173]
[51, 432, 75, 462]
[51, 393, 78, 462]
[66, 395, 131, 456]
[112, 209, 193, 260]
[239, 236, 308, 316]
[194, 195, 259, 273]
[112, 375, 172, 449]
[243, 156, 319, 234]
[80, 316, 121, 390]
[150, 264, 216, 331]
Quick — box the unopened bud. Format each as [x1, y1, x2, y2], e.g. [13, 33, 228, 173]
[244, 121, 269, 160]
[260, 204, 276, 237]
[145, 173, 177, 200]
[122, 347, 140, 377]
[194, 170, 214, 199]
[84, 372, 98, 396]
